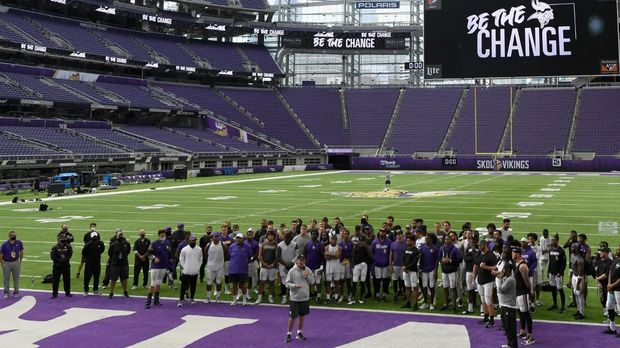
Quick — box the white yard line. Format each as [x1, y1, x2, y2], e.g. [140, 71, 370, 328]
[0, 171, 344, 207]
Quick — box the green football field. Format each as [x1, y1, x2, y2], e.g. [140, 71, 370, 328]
[1, 170, 619, 323]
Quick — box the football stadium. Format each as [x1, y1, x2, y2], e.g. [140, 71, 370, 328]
[0, 0, 619, 347]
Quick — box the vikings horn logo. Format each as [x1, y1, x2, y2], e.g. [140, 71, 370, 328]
[527, 0, 554, 28]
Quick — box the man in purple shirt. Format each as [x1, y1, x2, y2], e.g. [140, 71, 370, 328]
[372, 228, 391, 302]
[145, 230, 171, 309]
[338, 229, 354, 303]
[389, 230, 407, 302]
[420, 234, 439, 310]
[245, 228, 259, 299]
[229, 233, 252, 306]
[521, 237, 538, 310]
[439, 236, 462, 312]
[304, 230, 324, 303]
[1, 231, 24, 298]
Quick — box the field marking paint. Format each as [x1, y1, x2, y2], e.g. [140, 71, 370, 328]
[206, 196, 237, 200]
[608, 183, 620, 185]
[0, 171, 343, 207]
[336, 322, 470, 348]
[541, 188, 560, 192]
[298, 185, 322, 188]
[530, 194, 554, 198]
[516, 202, 544, 207]
[497, 212, 531, 219]
[258, 189, 288, 193]
[554, 180, 571, 183]
[135, 204, 179, 210]
[12, 208, 40, 212]
[331, 180, 352, 184]
[36, 216, 93, 224]
[548, 183, 566, 187]
[598, 221, 618, 235]
[356, 178, 376, 181]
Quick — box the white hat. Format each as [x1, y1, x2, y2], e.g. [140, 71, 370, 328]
[247, 227, 254, 232]
[520, 237, 528, 242]
[235, 232, 244, 238]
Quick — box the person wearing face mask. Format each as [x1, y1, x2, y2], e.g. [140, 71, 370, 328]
[1, 231, 24, 299]
[77, 223, 98, 279]
[108, 229, 131, 299]
[57, 224, 74, 245]
[178, 235, 202, 307]
[132, 229, 151, 290]
[50, 235, 73, 298]
[145, 230, 171, 309]
[81, 231, 105, 296]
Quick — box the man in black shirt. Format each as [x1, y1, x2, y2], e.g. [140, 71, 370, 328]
[132, 229, 150, 290]
[50, 235, 73, 298]
[462, 231, 478, 314]
[77, 223, 98, 278]
[82, 232, 105, 296]
[547, 234, 567, 313]
[595, 247, 613, 315]
[512, 246, 534, 345]
[474, 239, 497, 327]
[57, 224, 74, 244]
[108, 229, 131, 298]
[603, 245, 620, 336]
[402, 235, 421, 310]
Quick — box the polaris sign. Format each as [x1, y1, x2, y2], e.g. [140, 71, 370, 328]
[355, 1, 400, 9]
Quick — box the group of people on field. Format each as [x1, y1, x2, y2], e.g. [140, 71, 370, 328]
[2, 214, 620, 346]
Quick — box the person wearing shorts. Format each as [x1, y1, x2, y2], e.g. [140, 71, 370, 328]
[285, 255, 315, 343]
[229, 233, 252, 306]
[462, 231, 478, 314]
[204, 232, 226, 303]
[439, 235, 461, 312]
[603, 245, 620, 335]
[108, 229, 131, 299]
[324, 235, 342, 303]
[339, 229, 354, 303]
[474, 239, 497, 327]
[145, 230, 170, 309]
[350, 236, 372, 304]
[419, 234, 439, 310]
[402, 235, 421, 310]
[513, 246, 534, 345]
[256, 230, 278, 304]
[547, 234, 566, 312]
[372, 228, 391, 302]
[277, 231, 297, 304]
[390, 230, 407, 302]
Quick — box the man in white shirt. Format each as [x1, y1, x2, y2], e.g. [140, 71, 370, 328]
[178, 235, 202, 306]
[539, 229, 551, 283]
[204, 232, 226, 303]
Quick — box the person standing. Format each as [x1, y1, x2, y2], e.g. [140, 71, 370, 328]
[324, 235, 342, 303]
[547, 233, 567, 313]
[603, 245, 620, 336]
[338, 229, 354, 304]
[77, 223, 98, 278]
[284, 254, 315, 343]
[82, 232, 105, 296]
[50, 235, 72, 298]
[108, 229, 131, 299]
[473, 239, 498, 328]
[145, 230, 171, 309]
[132, 229, 151, 290]
[349, 236, 373, 304]
[304, 230, 324, 303]
[439, 235, 461, 312]
[256, 230, 278, 305]
[595, 247, 613, 318]
[277, 231, 297, 304]
[539, 229, 551, 283]
[1, 231, 24, 298]
[57, 224, 74, 244]
[513, 246, 534, 345]
[199, 225, 213, 283]
[402, 235, 421, 310]
[419, 233, 439, 311]
[205, 232, 226, 304]
[497, 262, 518, 348]
[570, 243, 586, 320]
[371, 228, 391, 302]
[229, 233, 252, 306]
[178, 235, 202, 306]
[389, 230, 407, 303]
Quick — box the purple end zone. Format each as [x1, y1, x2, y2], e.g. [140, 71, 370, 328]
[0, 291, 614, 347]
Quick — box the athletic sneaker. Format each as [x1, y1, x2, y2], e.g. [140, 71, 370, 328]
[225, 290, 232, 295]
[547, 304, 558, 311]
[242, 297, 248, 306]
[131, 285, 137, 290]
[420, 304, 430, 310]
[559, 307, 565, 313]
[348, 300, 355, 305]
[485, 321, 495, 328]
[205, 297, 211, 304]
[215, 296, 221, 304]
[400, 302, 411, 309]
[285, 334, 292, 343]
[518, 333, 527, 339]
[268, 295, 274, 304]
[574, 313, 585, 320]
[338, 297, 344, 304]
[296, 332, 306, 341]
[429, 305, 435, 311]
[177, 302, 183, 307]
[462, 310, 474, 314]
[83, 292, 88, 297]
[602, 328, 617, 335]
[523, 337, 535, 345]
[190, 300, 196, 305]
[501, 344, 513, 348]
[281, 296, 287, 305]
[358, 299, 364, 304]
[255, 297, 262, 305]
[230, 299, 238, 306]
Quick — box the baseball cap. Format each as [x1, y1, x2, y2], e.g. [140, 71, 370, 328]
[212, 232, 221, 237]
[177, 223, 184, 228]
[295, 254, 305, 261]
[599, 247, 610, 253]
[115, 228, 123, 236]
[511, 246, 522, 254]
[364, 225, 371, 230]
[235, 232, 244, 238]
[395, 229, 403, 235]
[520, 237, 528, 243]
[189, 235, 197, 241]
[247, 227, 254, 232]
